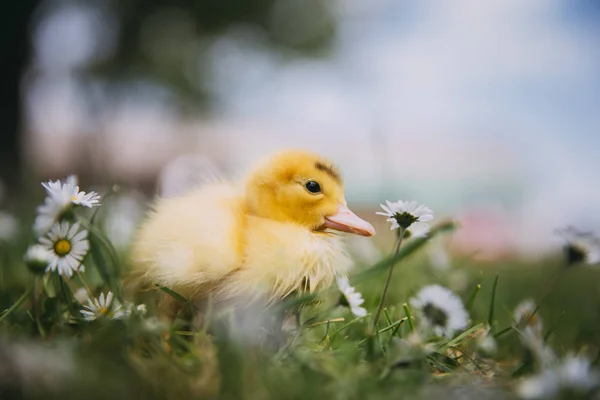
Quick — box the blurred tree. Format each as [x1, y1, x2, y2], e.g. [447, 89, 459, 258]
[0, 0, 40, 192]
[4, 0, 336, 189]
[91, 0, 336, 110]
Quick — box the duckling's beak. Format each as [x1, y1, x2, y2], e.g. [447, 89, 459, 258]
[324, 204, 376, 236]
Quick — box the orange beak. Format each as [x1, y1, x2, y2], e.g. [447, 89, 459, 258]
[324, 204, 376, 237]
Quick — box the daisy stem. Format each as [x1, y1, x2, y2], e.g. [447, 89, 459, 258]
[0, 288, 31, 323]
[403, 303, 415, 333]
[373, 228, 404, 328]
[76, 270, 94, 298]
[527, 263, 563, 327]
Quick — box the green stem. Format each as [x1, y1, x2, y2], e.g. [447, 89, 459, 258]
[532, 264, 563, 315]
[76, 270, 94, 299]
[0, 288, 32, 323]
[487, 275, 499, 327]
[373, 229, 404, 328]
[515, 264, 564, 332]
[403, 303, 415, 332]
[379, 318, 406, 334]
[465, 283, 481, 311]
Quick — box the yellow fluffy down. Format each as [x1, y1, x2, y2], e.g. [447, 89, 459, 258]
[130, 182, 351, 303]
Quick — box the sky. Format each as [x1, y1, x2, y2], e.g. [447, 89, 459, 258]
[206, 0, 600, 246]
[24, 0, 600, 252]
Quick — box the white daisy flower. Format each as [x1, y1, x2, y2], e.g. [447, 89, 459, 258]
[34, 176, 101, 234]
[24, 244, 51, 274]
[24, 244, 51, 263]
[39, 221, 89, 277]
[73, 288, 89, 303]
[71, 191, 101, 208]
[34, 176, 78, 234]
[558, 227, 600, 266]
[477, 335, 497, 356]
[410, 284, 468, 338]
[518, 355, 600, 399]
[112, 302, 130, 320]
[336, 276, 368, 318]
[80, 292, 129, 321]
[376, 200, 433, 237]
[514, 299, 543, 337]
[514, 300, 556, 366]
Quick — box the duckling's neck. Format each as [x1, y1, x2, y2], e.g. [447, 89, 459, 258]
[226, 216, 350, 302]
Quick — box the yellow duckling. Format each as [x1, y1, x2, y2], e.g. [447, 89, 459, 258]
[130, 150, 375, 305]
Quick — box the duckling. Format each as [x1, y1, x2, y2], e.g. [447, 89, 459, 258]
[130, 150, 375, 305]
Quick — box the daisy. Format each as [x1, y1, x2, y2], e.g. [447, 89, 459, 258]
[122, 302, 145, 317]
[518, 355, 600, 399]
[112, 302, 130, 319]
[24, 244, 51, 274]
[34, 176, 101, 234]
[39, 221, 89, 277]
[376, 200, 433, 237]
[73, 288, 89, 303]
[514, 299, 543, 337]
[557, 227, 600, 266]
[410, 284, 468, 338]
[80, 292, 129, 321]
[478, 335, 497, 356]
[514, 300, 556, 366]
[336, 276, 368, 318]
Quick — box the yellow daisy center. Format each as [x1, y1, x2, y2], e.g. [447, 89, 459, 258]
[99, 307, 109, 315]
[71, 195, 78, 201]
[54, 239, 71, 256]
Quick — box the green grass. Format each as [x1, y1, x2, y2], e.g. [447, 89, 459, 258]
[1, 194, 600, 400]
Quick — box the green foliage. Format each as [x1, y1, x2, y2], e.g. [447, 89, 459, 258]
[2, 196, 600, 400]
[85, 0, 338, 108]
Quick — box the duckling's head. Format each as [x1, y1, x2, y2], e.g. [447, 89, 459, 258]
[244, 150, 375, 236]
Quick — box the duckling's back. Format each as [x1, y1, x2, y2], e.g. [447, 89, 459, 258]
[130, 183, 246, 297]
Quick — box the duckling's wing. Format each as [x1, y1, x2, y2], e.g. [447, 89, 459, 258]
[130, 183, 245, 297]
[158, 154, 225, 198]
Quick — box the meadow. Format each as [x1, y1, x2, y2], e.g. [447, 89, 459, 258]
[1, 177, 600, 400]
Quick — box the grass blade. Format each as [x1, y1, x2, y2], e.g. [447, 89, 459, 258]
[544, 310, 566, 343]
[465, 283, 481, 311]
[78, 216, 124, 302]
[403, 303, 415, 333]
[488, 275, 499, 327]
[379, 318, 407, 334]
[267, 292, 319, 316]
[493, 326, 513, 339]
[89, 232, 123, 302]
[329, 314, 370, 343]
[443, 323, 484, 349]
[353, 220, 457, 282]
[0, 288, 32, 323]
[155, 284, 188, 303]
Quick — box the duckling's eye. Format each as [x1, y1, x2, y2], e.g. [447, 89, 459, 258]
[305, 181, 322, 194]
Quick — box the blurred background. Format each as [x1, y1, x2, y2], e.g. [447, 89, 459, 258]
[2, 0, 600, 259]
